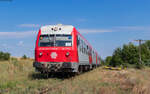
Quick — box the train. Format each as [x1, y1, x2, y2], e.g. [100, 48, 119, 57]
[33, 24, 101, 74]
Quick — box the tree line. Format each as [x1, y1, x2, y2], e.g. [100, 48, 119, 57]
[0, 51, 28, 61]
[105, 40, 150, 68]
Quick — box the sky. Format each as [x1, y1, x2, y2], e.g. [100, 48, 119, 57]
[0, 0, 150, 59]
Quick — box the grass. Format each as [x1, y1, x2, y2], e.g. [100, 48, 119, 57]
[0, 59, 150, 94]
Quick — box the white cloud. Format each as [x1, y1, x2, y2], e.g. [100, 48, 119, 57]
[17, 41, 24, 46]
[0, 29, 113, 39]
[114, 26, 150, 32]
[0, 25, 150, 39]
[79, 29, 113, 34]
[76, 18, 87, 22]
[79, 26, 150, 34]
[0, 31, 37, 38]
[18, 24, 40, 28]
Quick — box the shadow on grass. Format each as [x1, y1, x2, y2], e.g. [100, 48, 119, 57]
[28, 72, 76, 80]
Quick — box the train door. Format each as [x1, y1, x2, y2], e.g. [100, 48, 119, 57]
[88, 49, 92, 64]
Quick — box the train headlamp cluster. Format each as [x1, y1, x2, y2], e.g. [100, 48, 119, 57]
[51, 27, 61, 31]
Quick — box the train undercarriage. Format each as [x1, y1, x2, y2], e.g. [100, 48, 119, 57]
[33, 62, 99, 75]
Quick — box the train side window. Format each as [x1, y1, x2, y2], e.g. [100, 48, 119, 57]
[80, 47, 82, 52]
[80, 40, 82, 47]
[77, 36, 80, 46]
[85, 47, 86, 54]
[82, 40, 84, 50]
[84, 48, 85, 54]
[83, 47, 84, 54]
[86, 49, 88, 55]
[87, 45, 88, 49]
[87, 50, 88, 55]
[85, 45, 87, 55]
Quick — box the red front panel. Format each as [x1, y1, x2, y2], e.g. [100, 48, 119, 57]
[35, 47, 78, 62]
[35, 28, 79, 63]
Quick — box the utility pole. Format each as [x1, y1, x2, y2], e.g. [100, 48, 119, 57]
[134, 39, 147, 64]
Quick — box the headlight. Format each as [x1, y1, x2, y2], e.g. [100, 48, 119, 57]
[39, 52, 43, 56]
[66, 52, 70, 56]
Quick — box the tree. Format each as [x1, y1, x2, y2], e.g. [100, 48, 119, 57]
[0, 51, 10, 60]
[121, 43, 139, 65]
[110, 48, 123, 67]
[105, 56, 112, 66]
[140, 41, 150, 66]
[145, 40, 150, 50]
[3, 52, 10, 60]
[22, 54, 27, 59]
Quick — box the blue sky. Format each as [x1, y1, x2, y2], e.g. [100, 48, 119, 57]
[0, 0, 150, 59]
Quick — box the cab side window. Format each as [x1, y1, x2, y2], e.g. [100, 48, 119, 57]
[77, 36, 80, 46]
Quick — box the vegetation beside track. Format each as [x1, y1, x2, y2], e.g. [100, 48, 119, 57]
[0, 59, 150, 94]
[105, 40, 150, 68]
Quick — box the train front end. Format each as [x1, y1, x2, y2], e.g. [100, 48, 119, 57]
[33, 25, 78, 73]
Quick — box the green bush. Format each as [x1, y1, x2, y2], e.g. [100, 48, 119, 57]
[105, 56, 112, 66]
[22, 54, 27, 59]
[143, 59, 150, 67]
[0, 51, 10, 61]
[111, 48, 124, 67]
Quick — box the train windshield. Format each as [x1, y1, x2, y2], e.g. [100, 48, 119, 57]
[39, 34, 72, 47]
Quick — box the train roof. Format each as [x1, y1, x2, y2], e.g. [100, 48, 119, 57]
[40, 24, 74, 35]
[76, 30, 100, 56]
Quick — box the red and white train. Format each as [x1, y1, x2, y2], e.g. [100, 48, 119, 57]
[33, 24, 101, 74]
